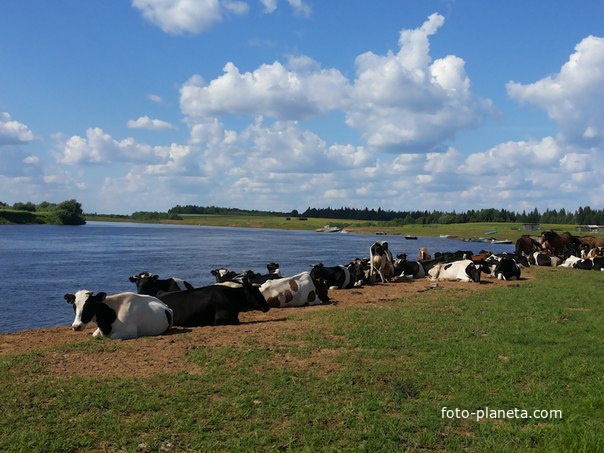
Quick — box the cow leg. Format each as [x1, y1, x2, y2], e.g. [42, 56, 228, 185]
[92, 328, 103, 338]
[109, 325, 138, 340]
[214, 310, 240, 326]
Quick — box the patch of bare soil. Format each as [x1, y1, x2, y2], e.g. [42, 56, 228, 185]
[0, 275, 527, 378]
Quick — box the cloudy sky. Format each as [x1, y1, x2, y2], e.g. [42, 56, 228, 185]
[1, 1, 603, 215]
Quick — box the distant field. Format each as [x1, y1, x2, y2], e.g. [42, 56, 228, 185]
[86, 213, 600, 241]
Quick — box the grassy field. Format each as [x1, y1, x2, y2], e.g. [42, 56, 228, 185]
[86, 213, 600, 241]
[1, 266, 603, 451]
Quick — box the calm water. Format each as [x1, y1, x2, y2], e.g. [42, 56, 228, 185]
[0, 221, 514, 333]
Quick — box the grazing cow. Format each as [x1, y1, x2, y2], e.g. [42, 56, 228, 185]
[515, 235, 542, 257]
[259, 272, 329, 307]
[158, 278, 270, 326]
[64, 290, 173, 340]
[129, 272, 194, 296]
[418, 247, 431, 261]
[310, 262, 364, 289]
[428, 259, 484, 283]
[541, 231, 582, 258]
[369, 241, 394, 283]
[393, 254, 425, 278]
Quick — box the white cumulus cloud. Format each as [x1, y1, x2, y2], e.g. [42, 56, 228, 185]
[0, 112, 35, 146]
[127, 115, 176, 131]
[507, 35, 604, 149]
[132, 0, 224, 34]
[346, 13, 490, 151]
[180, 59, 349, 120]
[58, 128, 172, 165]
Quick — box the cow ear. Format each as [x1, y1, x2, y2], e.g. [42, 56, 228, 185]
[129, 276, 137, 282]
[64, 294, 75, 304]
[95, 292, 107, 302]
[152, 275, 159, 281]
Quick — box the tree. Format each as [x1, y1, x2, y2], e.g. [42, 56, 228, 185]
[51, 199, 86, 225]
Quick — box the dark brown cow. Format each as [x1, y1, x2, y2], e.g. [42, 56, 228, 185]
[515, 235, 542, 257]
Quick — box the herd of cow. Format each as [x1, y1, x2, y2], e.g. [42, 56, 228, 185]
[63, 230, 604, 340]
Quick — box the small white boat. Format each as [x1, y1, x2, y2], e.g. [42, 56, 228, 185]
[315, 225, 342, 233]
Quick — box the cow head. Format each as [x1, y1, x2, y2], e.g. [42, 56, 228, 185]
[129, 272, 160, 295]
[64, 290, 107, 331]
[211, 268, 238, 283]
[241, 278, 271, 313]
[266, 262, 281, 275]
[346, 260, 366, 287]
[465, 263, 482, 282]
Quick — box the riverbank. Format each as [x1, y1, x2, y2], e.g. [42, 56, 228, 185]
[1, 265, 602, 451]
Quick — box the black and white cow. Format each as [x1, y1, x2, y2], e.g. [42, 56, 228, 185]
[592, 256, 604, 271]
[129, 272, 194, 296]
[529, 252, 562, 267]
[486, 255, 521, 280]
[428, 259, 484, 282]
[64, 290, 173, 339]
[393, 254, 425, 278]
[310, 262, 364, 289]
[158, 278, 270, 327]
[211, 263, 282, 286]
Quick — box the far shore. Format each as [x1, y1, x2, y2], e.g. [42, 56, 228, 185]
[84, 214, 600, 242]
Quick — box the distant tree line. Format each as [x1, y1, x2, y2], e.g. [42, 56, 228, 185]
[301, 206, 604, 225]
[168, 205, 287, 217]
[0, 199, 86, 225]
[131, 211, 182, 221]
[166, 204, 604, 225]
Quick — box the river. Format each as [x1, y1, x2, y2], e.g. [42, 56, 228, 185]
[0, 221, 514, 333]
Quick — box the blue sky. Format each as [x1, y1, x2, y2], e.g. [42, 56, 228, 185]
[1, 1, 603, 215]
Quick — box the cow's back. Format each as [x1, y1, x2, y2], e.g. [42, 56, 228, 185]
[260, 272, 321, 307]
[104, 293, 172, 338]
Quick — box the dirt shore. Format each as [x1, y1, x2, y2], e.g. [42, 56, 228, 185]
[0, 276, 521, 378]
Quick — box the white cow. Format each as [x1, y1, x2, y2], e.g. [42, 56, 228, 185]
[64, 290, 173, 340]
[428, 259, 484, 283]
[259, 272, 329, 308]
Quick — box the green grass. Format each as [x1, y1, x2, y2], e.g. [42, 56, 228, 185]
[2, 267, 603, 451]
[85, 212, 602, 241]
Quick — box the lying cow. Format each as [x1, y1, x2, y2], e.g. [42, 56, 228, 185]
[310, 262, 364, 289]
[428, 259, 484, 283]
[211, 263, 282, 286]
[393, 254, 425, 278]
[485, 255, 521, 280]
[259, 271, 329, 308]
[64, 290, 173, 339]
[158, 278, 270, 326]
[129, 272, 194, 296]
[529, 252, 562, 267]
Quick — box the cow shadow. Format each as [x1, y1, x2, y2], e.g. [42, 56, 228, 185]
[165, 327, 193, 335]
[241, 317, 289, 325]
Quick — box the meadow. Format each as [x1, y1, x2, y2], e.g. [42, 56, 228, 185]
[1, 265, 602, 451]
